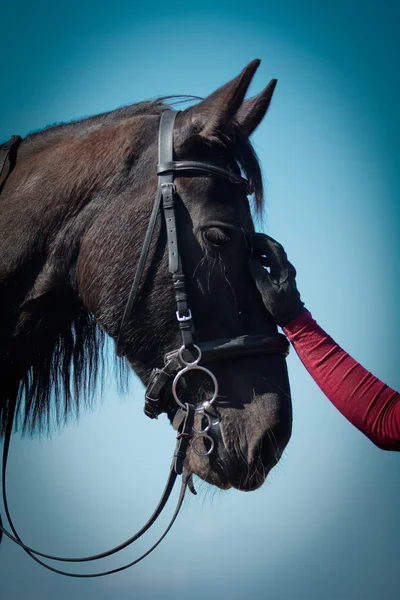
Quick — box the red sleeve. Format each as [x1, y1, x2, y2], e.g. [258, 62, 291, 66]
[283, 311, 400, 451]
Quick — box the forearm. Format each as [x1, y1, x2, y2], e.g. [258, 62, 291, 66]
[283, 311, 400, 451]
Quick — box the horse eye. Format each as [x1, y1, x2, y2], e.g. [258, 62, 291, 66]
[202, 227, 232, 247]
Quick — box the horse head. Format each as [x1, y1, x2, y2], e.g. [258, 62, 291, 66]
[0, 60, 291, 492]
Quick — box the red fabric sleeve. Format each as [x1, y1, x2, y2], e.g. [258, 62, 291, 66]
[283, 311, 400, 451]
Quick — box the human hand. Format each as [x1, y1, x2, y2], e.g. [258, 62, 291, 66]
[249, 233, 306, 326]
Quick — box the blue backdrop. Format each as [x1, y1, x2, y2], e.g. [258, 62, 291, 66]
[1, 1, 399, 599]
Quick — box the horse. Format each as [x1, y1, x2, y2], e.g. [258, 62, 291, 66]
[0, 59, 292, 512]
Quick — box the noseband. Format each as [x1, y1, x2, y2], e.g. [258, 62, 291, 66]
[0, 111, 289, 577]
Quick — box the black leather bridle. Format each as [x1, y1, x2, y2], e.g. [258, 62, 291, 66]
[117, 110, 289, 420]
[0, 110, 289, 577]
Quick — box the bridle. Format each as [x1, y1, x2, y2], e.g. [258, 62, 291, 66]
[0, 110, 289, 576]
[117, 110, 289, 430]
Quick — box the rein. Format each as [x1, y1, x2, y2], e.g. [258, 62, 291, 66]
[0, 110, 289, 576]
[0, 401, 195, 577]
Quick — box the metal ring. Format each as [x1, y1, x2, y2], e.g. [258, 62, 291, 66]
[197, 400, 217, 414]
[178, 344, 202, 367]
[172, 365, 219, 410]
[192, 411, 211, 434]
[191, 434, 215, 457]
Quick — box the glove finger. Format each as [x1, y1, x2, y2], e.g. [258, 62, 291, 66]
[249, 259, 274, 295]
[251, 233, 290, 282]
[249, 235, 270, 267]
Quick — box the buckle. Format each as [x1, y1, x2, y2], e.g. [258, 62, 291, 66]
[144, 363, 176, 419]
[161, 182, 176, 193]
[176, 309, 192, 322]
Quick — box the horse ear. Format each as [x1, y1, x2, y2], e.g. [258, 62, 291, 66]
[177, 59, 261, 143]
[234, 79, 278, 136]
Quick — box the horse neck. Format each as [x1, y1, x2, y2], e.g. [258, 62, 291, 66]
[2, 116, 155, 300]
[0, 116, 156, 373]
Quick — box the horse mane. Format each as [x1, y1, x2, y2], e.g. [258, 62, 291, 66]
[23, 96, 264, 212]
[23, 100, 166, 152]
[1, 96, 265, 436]
[15, 310, 108, 434]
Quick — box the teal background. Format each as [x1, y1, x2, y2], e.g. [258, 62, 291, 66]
[1, 1, 399, 599]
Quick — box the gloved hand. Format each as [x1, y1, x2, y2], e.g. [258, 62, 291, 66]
[249, 233, 306, 327]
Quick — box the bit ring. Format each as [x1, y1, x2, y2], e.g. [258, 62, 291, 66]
[192, 412, 211, 434]
[172, 365, 219, 410]
[191, 434, 215, 456]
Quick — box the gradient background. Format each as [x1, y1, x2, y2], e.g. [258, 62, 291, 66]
[1, 1, 399, 599]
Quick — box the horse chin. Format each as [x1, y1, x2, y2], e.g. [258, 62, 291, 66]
[186, 429, 276, 492]
[186, 391, 290, 492]
[187, 448, 271, 492]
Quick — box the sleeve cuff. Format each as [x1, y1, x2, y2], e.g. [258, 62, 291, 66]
[282, 310, 315, 335]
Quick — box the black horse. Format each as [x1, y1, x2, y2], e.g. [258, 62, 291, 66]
[0, 59, 292, 499]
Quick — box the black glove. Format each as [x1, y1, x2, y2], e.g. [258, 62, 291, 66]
[249, 233, 306, 326]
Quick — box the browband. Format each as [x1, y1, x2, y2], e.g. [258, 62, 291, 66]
[157, 161, 251, 194]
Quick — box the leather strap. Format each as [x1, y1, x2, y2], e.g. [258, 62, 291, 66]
[145, 354, 182, 418]
[200, 332, 290, 361]
[161, 182, 179, 273]
[157, 160, 250, 193]
[173, 403, 195, 474]
[115, 182, 162, 354]
[144, 333, 290, 419]
[158, 112, 194, 352]
[116, 109, 254, 354]
[116, 111, 181, 353]
[0, 397, 194, 577]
